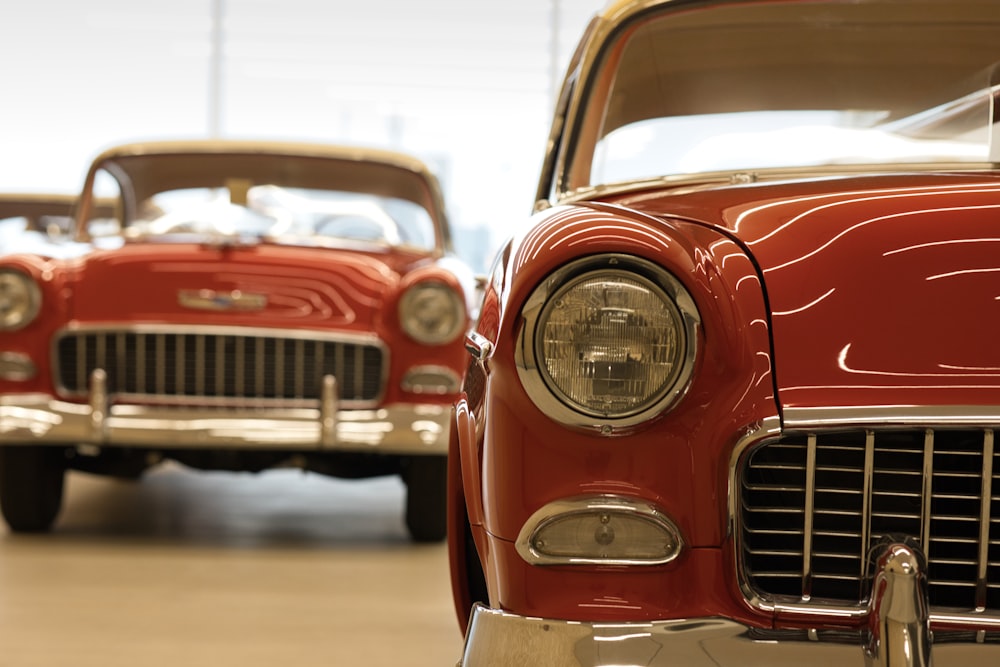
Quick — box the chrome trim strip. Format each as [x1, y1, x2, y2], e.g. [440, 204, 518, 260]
[977, 430, 994, 611]
[784, 406, 1000, 430]
[55, 321, 385, 346]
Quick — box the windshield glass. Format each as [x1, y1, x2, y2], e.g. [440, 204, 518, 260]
[82, 147, 444, 252]
[569, 1, 1000, 189]
[122, 184, 436, 250]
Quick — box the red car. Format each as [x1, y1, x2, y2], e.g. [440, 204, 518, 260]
[450, 1, 1000, 664]
[0, 140, 474, 542]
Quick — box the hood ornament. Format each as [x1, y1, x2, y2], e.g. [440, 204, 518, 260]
[178, 289, 268, 312]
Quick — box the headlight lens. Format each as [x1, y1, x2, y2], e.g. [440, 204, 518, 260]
[517, 255, 699, 431]
[0, 270, 41, 331]
[399, 281, 465, 344]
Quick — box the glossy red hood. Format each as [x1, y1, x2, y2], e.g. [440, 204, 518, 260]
[63, 241, 421, 332]
[611, 172, 1000, 409]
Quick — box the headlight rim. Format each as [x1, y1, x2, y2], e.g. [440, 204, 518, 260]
[398, 280, 466, 345]
[515, 254, 700, 433]
[0, 269, 42, 332]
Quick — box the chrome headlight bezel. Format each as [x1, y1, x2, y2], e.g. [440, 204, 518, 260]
[399, 281, 466, 345]
[515, 254, 700, 433]
[0, 269, 42, 331]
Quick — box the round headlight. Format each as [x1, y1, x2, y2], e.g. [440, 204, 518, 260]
[0, 270, 41, 331]
[517, 255, 699, 431]
[399, 281, 465, 344]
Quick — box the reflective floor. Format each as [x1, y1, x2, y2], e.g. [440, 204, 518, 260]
[0, 463, 463, 666]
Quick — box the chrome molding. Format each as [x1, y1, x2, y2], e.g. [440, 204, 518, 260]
[54, 321, 385, 347]
[783, 406, 1000, 430]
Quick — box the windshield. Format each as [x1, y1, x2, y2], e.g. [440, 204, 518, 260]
[567, 0, 1000, 189]
[121, 184, 436, 250]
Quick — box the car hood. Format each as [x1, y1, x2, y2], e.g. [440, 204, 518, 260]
[64, 241, 420, 330]
[609, 172, 1000, 409]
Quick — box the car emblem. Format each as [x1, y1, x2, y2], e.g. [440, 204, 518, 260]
[178, 289, 268, 311]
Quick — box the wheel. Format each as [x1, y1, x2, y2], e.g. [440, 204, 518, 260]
[403, 454, 448, 542]
[0, 446, 66, 532]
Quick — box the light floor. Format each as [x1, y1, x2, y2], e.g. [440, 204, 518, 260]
[0, 463, 464, 666]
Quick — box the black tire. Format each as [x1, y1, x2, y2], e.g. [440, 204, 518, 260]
[0, 446, 66, 533]
[403, 454, 448, 542]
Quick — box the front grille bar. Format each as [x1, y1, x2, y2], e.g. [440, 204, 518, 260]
[860, 431, 876, 582]
[802, 434, 817, 601]
[977, 429, 995, 611]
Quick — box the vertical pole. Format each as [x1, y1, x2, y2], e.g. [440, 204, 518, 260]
[208, 0, 225, 138]
[549, 0, 561, 114]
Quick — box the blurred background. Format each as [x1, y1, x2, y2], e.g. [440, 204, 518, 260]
[0, 3, 606, 665]
[0, 0, 605, 273]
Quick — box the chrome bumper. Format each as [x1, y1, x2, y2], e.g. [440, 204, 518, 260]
[459, 542, 1000, 666]
[0, 374, 449, 455]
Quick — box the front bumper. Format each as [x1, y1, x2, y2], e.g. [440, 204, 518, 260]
[459, 607, 1000, 667]
[0, 374, 449, 455]
[459, 542, 1000, 666]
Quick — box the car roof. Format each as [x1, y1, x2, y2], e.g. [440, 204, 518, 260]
[89, 139, 438, 182]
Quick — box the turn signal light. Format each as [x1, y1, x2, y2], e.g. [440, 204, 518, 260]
[515, 495, 683, 566]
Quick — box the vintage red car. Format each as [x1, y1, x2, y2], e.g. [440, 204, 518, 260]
[449, 0, 1000, 664]
[0, 140, 474, 542]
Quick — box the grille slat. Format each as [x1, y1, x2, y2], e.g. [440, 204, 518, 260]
[741, 427, 1000, 612]
[55, 329, 385, 405]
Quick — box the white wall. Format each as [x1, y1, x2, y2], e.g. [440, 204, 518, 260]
[0, 1, 603, 271]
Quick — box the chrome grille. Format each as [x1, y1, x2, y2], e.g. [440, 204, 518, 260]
[741, 428, 1000, 611]
[54, 328, 386, 405]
